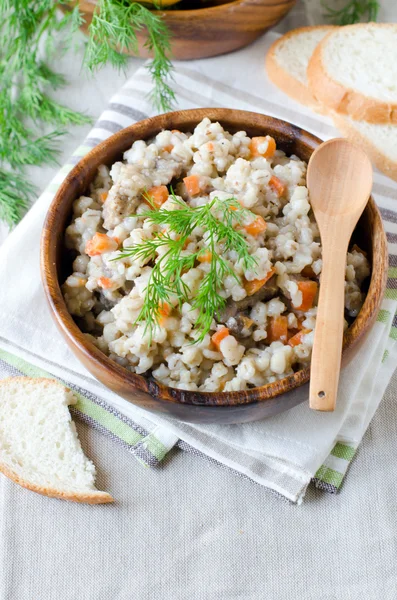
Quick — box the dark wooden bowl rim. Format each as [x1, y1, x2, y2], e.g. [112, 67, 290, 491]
[41, 108, 388, 409]
[85, 0, 286, 17]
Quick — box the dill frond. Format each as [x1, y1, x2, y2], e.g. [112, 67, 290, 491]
[0, 0, 90, 226]
[0, 169, 33, 227]
[0, 0, 176, 227]
[323, 0, 379, 24]
[113, 195, 259, 343]
[85, 0, 175, 112]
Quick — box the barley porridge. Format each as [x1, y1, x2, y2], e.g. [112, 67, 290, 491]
[63, 118, 370, 392]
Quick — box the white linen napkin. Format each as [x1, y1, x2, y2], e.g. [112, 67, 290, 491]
[1, 32, 396, 503]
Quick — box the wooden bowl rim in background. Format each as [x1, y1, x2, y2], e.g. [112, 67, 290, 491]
[40, 108, 388, 411]
[76, 0, 296, 60]
[80, 0, 293, 18]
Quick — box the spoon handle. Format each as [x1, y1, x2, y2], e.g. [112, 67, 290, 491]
[309, 239, 348, 411]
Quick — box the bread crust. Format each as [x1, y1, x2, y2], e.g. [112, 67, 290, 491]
[333, 113, 397, 182]
[265, 26, 335, 109]
[0, 377, 114, 503]
[307, 23, 397, 125]
[0, 462, 114, 504]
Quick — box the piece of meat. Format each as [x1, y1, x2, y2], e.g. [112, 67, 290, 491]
[218, 274, 278, 323]
[103, 164, 152, 229]
[226, 314, 254, 338]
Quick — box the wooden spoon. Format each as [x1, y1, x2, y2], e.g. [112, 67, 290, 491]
[307, 138, 373, 411]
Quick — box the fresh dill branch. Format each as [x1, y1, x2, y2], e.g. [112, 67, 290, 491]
[0, 170, 33, 227]
[144, 10, 176, 112]
[0, 0, 176, 227]
[112, 195, 258, 342]
[323, 0, 379, 24]
[85, 0, 175, 112]
[0, 0, 91, 226]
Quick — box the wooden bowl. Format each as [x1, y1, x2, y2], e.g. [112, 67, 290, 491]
[77, 0, 296, 60]
[41, 108, 388, 424]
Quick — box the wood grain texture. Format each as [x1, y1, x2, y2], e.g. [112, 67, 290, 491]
[75, 0, 296, 60]
[40, 108, 388, 424]
[307, 139, 373, 411]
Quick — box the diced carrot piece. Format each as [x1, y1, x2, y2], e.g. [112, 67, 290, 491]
[100, 191, 108, 203]
[244, 267, 275, 296]
[212, 327, 230, 349]
[206, 142, 214, 151]
[171, 129, 181, 134]
[249, 136, 276, 158]
[182, 238, 190, 250]
[244, 215, 267, 236]
[144, 185, 169, 209]
[158, 301, 172, 325]
[197, 249, 212, 263]
[288, 329, 311, 347]
[296, 281, 318, 312]
[163, 145, 173, 153]
[85, 233, 119, 257]
[159, 302, 171, 316]
[301, 265, 316, 278]
[183, 175, 201, 196]
[269, 175, 286, 198]
[229, 200, 243, 212]
[97, 277, 114, 289]
[267, 316, 288, 344]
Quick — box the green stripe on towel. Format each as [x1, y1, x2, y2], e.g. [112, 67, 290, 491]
[377, 309, 390, 324]
[385, 289, 397, 301]
[314, 466, 344, 488]
[73, 397, 142, 447]
[330, 443, 356, 461]
[144, 435, 169, 462]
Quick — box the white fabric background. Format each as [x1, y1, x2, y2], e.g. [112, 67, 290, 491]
[1, 2, 397, 598]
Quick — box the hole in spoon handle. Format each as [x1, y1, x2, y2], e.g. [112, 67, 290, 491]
[310, 384, 338, 411]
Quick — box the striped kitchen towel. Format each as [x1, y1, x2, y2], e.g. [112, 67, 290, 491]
[0, 32, 396, 503]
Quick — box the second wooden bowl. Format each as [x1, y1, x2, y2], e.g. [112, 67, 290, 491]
[77, 0, 296, 60]
[41, 109, 388, 424]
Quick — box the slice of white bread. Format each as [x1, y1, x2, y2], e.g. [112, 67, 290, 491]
[265, 26, 335, 108]
[307, 23, 397, 124]
[266, 26, 397, 182]
[0, 377, 113, 504]
[332, 114, 397, 181]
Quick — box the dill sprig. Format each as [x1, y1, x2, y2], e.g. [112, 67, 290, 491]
[0, 170, 33, 227]
[0, 0, 175, 228]
[0, 1, 90, 225]
[113, 194, 258, 343]
[323, 0, 379, 24]
[85, 0, 175, 112]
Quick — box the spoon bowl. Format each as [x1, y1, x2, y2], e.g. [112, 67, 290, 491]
[307, 138, 373, 411]
[307, 138, 373, 220]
